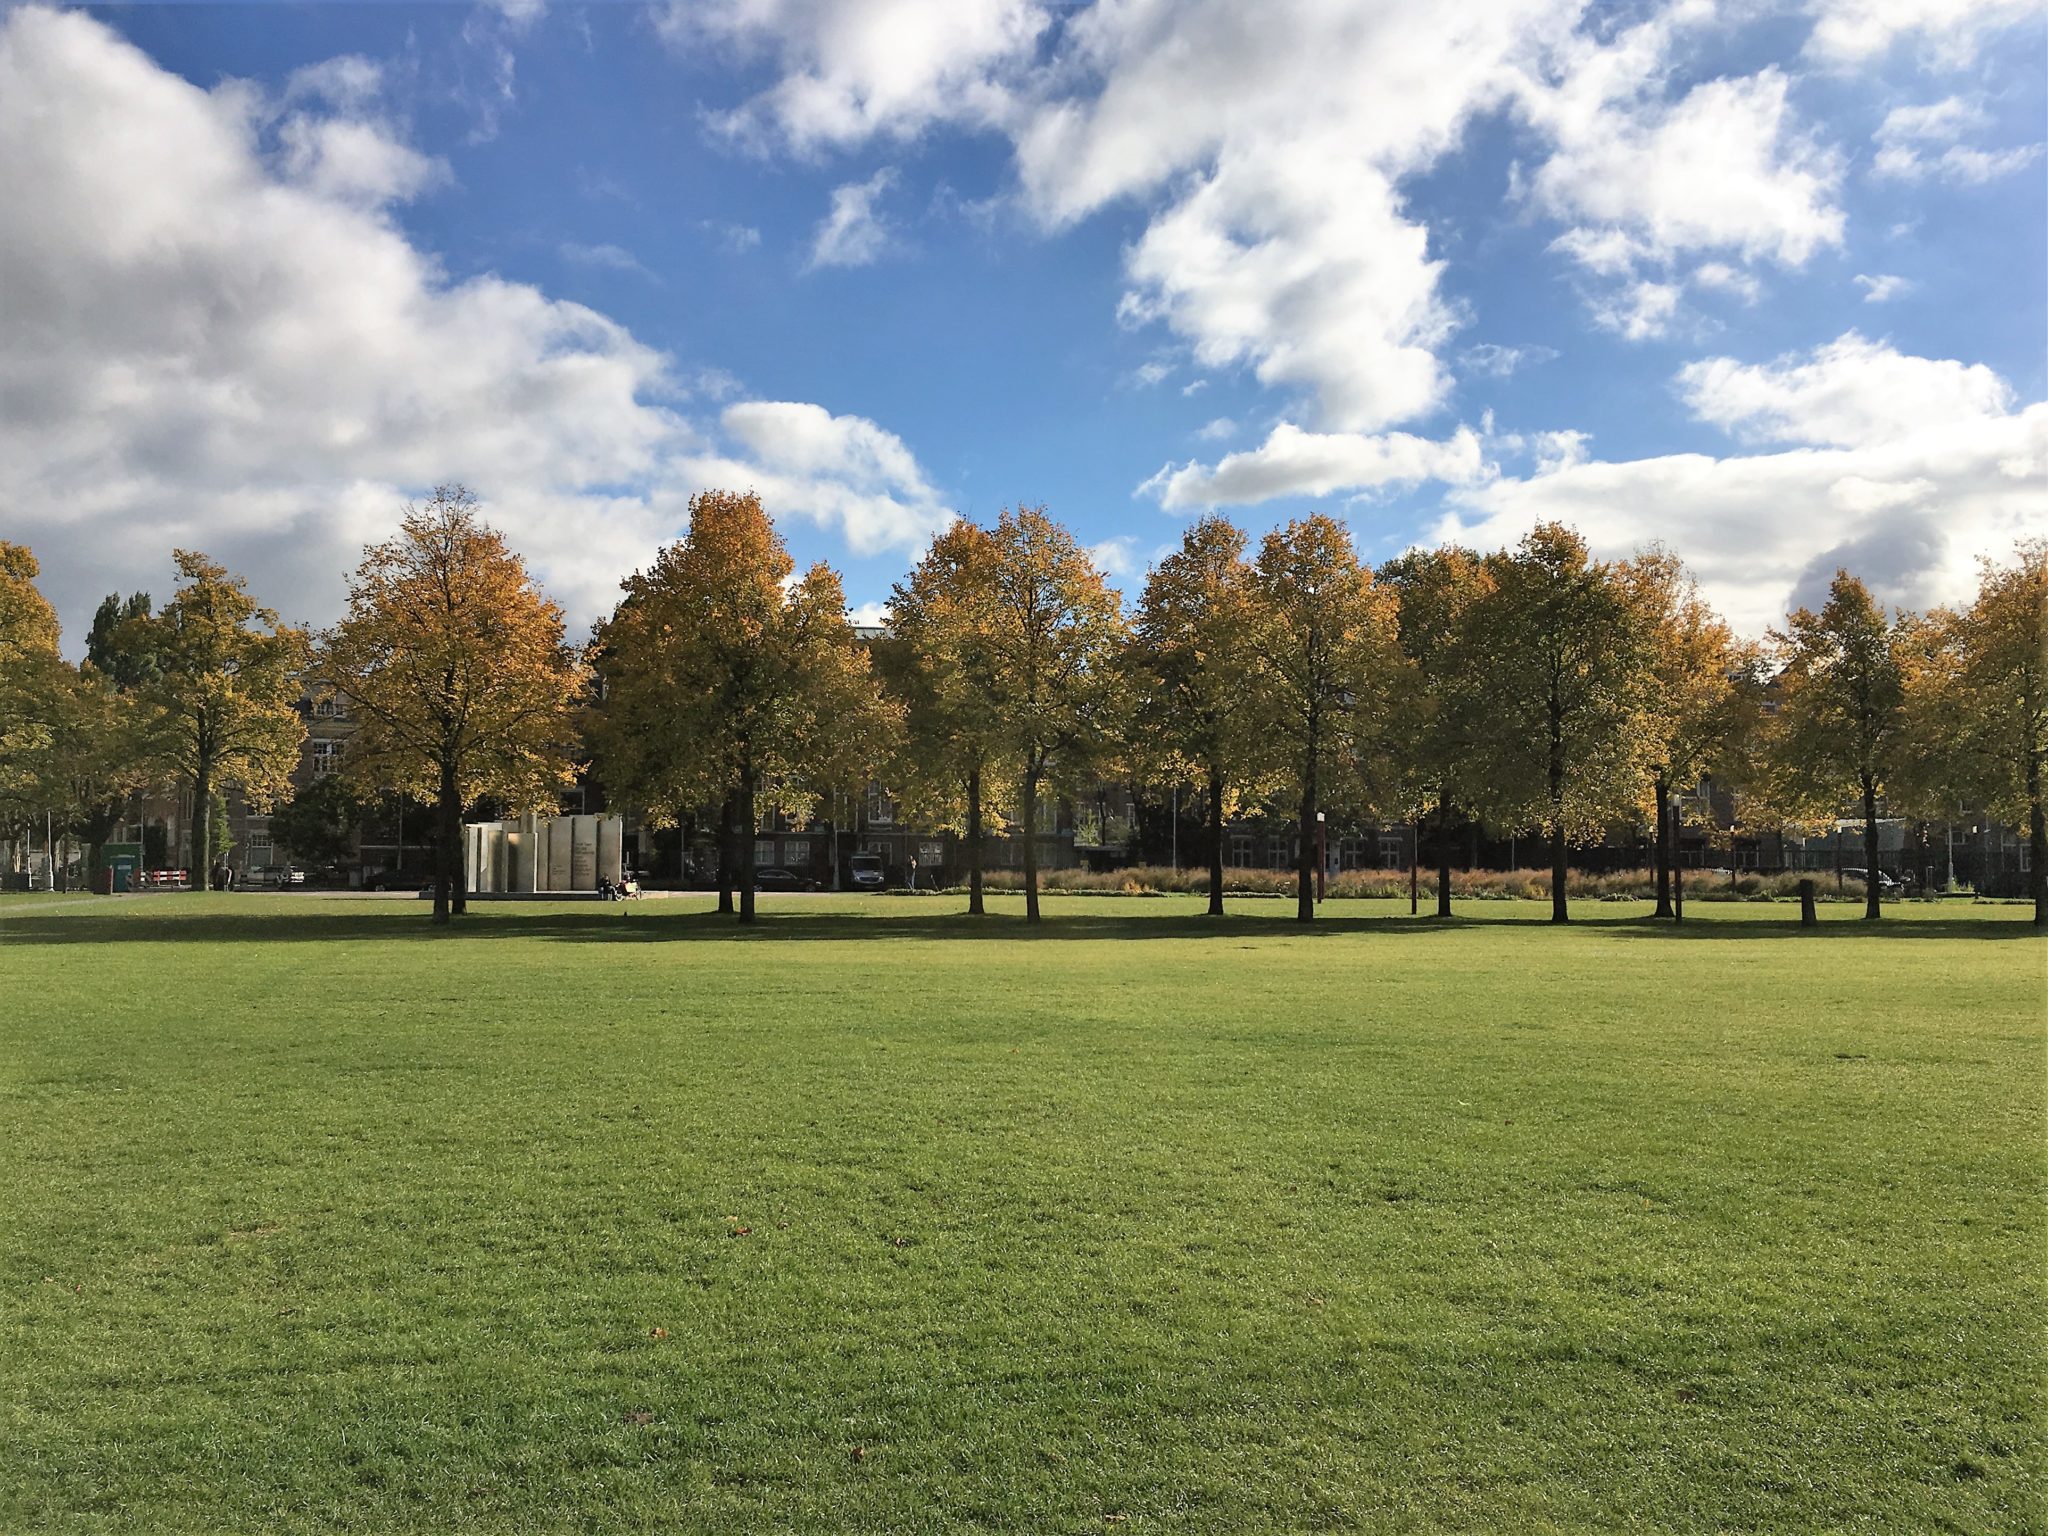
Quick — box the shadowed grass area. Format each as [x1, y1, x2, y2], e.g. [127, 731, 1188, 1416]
[2, 894, 2041, 1533]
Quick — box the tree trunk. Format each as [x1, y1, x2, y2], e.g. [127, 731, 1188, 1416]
[1435, 795, 1453, 919]
[966, 766, 985, 916]
[1861, 774, 1881, 921]
[1295, 776, 1317, 924]
[1021, 764, 1041, 924]
[1671, 801, 1685, 923]
[716, 793, 735, 915]
[2030, 754, 2046, 927]
[191, 760, 213, 891]
[1206, 763, 1225, 918]
[1548, 702, 1568, 925]
[738, 767, 757, 925]
[1652, 773, 1672, 918]
[450, 794, 467, 916]
[433, 756, 458, 925]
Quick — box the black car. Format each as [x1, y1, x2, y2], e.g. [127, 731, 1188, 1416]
[751, 866, 817, 892]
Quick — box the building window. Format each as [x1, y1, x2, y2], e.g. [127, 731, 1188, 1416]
[1267, 835, 1289, 869]
[865, 786, 896, 826]
[754, 840, 776, 868]
[247, 829, 271, 851]
[310, 740, 342, 777]
[1228, 834, 1254, 869]
[918, 840, 945, 865]
[783, 838, 809, 865]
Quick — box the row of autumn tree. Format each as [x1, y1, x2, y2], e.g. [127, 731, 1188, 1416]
[1, 485, 2042, 928]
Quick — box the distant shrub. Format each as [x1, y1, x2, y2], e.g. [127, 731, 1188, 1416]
[944, 863, 1887, 903]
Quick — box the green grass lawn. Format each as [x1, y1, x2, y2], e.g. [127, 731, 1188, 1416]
[3, 893, 2042, 1534]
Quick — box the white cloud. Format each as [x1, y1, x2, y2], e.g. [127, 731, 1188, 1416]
[1194, 416, 1237, 441]
[1877, 95, 1987, 143]
[0, 7, 944, 639]
[1458, 341, 1558, 378]
[1805, 0, 2042, 67]
[1514, 6, 1847, 340]
[560, 241, 654, 277]
[706, 401, 952, 552]
[285, 54, 385, 112]
[1677, 332, 2015, 448]
[486, 0, 548, 25]
[1441, 403, 2047, 633]
[806, 167, 898, 269]
[847, 599, 891, 627]
[1179, 378, 1208, 396]
[1528, 68, 1843, 270]
[670, 0, 1047, 152]
[1017, 0, 1587, 431]
[1130, 359, 1173, 388]
[1086, 535, 1142, 579]
[682, 1, 1877, 424]
[274, 112, 448, 206]
[1875, 140, 2042, 182]
[1692, 262, 1762, 303]
[1589, 280, 1682, 341]
[1142, 421, 1489, 510]
[1871, 94, 2044, 183]
[702, 219, 763, 252]
[1113, 145, 1459, 430]
[1854, 272, 1912, 302]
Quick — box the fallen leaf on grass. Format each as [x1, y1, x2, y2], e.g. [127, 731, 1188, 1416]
[850, 1446, 865, 1463]
[649, 1327, 668, 1340]
[621, 1410, 653, 1426]
[729, 1227, 752, 1238]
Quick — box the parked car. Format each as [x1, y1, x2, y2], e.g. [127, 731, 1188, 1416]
[848, 852, 886, 891]
[1839, 867, 1900, 892]
[751, 866, 817, 892]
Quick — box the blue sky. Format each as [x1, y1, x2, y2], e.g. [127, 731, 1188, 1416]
[4, 0, 2044, 645]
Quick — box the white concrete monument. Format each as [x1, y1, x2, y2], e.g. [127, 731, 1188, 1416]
[465, 813, 624, 894]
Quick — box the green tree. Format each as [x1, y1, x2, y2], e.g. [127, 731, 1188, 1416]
[592, 490, 891, 924]
[86, 592, 159, 691]
[124, 551, 307, 891]
[1624, 549, 1758, 921]
[883, 520, 1010, 915]
[0, 543, 65, 839]
[321, 486, 585, 925]
[51, 661, 149, 889]
[1898, 544, 2047, 924]
[1245, 515, 1403, 924]
[1463, 525, 1652, 925]
[1766, 571, 1907, 922]
[1129, 516, 1262, 917]
[1378, 544, 1493, 919]
[269, 774, 368, 868]
[985, 506, 1128, 924]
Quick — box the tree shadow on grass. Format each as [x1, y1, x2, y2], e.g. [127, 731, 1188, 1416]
[0, 908, 1460, 947]
[0, 901, 2034, 946]
[1583, 912, 2039, 942]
